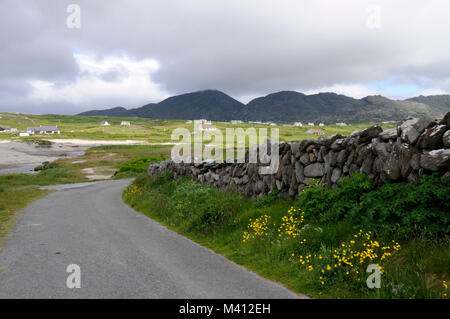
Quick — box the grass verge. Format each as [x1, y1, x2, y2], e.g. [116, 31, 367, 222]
[123, 172, 449, 299]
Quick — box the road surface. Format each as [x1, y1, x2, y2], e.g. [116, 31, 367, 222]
[0, 179, 303, 298]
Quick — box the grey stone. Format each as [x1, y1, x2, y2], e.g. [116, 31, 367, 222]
[421, 125, 447, 149]
[295, 162, 304, 184]
[359, 125, 383, 144]
[336, 149, 347, 164]
[299, 139, 315, 152]
[304, 163, 326, 177]
[443, 130, 450, 148]
[420, 149, 450, 171]
[379, 128, 398, 140]
[410, 153, 420, 171]
[299, 153, 310, 166]
[360, 156, 373, 175]
[330, 138, 346, 151]
[331, 167, 342, 184]
[438, 111, 450, 126]
[398, 116, 435, 144]
[276, 179, 282, 190]
[372, 138, 391, 157]
[382, 154, 401, 180]
[254, 180, 264, 194]
[290, 142, 300, 155]
[282, 165, 291, 186]
[399, 144, 416, 178]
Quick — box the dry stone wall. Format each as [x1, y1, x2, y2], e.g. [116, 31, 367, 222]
[148, 112, 450, 200]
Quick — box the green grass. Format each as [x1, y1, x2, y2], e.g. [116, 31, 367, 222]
[0, 112, 396, 143]
[123, 173, 449, 299]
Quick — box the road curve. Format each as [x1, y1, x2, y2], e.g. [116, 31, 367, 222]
[0, 179, 304, 299]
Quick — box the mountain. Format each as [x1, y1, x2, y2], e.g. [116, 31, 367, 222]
[78, 106, 129, 117]
[131, 90, 244, 121]
[243, 92, 365, 122]
[406, 95, 450, 115]
[78, 90, 450, 123]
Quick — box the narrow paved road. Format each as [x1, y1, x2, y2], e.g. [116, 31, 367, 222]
[0, 179, 303, 298]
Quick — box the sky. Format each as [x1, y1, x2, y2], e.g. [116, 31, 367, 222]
[1, 0, 450, 114]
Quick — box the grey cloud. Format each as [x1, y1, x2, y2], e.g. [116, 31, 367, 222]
[1, 0, 450, 113]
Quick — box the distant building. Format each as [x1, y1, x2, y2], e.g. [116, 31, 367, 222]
[121, 121, 131, 126]
[200, 124, 217, 131]
[196, 119, 212, 125]
[270, 123, 277, 126]
[319, 123, 325, 126]
[336, 122, 347, 126]
[186, 120, 192, 124]
[230, 120, 243, 124]
[26, 126, 60, 135]
[0, 125, 10, 132]
[307, 122, 315, 126]
[306, 129, 325, 135]
[294, 122, 303, 127]
[100, 121, 110, 126]
[19, 132, 30, 137]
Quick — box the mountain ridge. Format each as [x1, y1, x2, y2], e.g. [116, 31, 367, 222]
[78, 89, 450, 123]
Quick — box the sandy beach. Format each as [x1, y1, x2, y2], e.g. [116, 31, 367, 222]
[0, 140, 87, 175]
[0, 139, 174, 175]
[46, 139, 176, 146]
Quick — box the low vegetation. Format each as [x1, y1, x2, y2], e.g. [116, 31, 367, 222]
[123, 172, 449, 298]
[0, 112, 395, 144]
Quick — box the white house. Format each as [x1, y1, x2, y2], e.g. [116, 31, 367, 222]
[294, 122, 303, 127]
[306, 129, 325, 135]
[196, 119, 212, 125]
[26, 126, 60, 135]
[100, 121, 111, 126]
[307, 122, 315, 126]
[0, 125, 10, 133]
[319, 123, 325, 126]
[336, 122, 347, 126]
[121, 121, 131, 126]
[19, 132, 30, 137]
[230, 120, 243, 124]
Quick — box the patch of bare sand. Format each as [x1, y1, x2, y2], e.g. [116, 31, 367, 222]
[0, 141, 87, 174]
[81, 167, 115, 180]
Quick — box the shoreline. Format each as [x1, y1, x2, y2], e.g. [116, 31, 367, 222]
[0, 139, 176, 175]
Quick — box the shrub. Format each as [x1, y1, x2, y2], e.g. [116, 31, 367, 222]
[297, 173, 450, 239]
[297, 174, 373, 222]
[255, 189, 280, 207]
[118, 156, 166, 174]
[349, 174, 450, 239]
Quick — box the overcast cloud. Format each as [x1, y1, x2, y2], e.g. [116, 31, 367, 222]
[1, 0, 450, 114]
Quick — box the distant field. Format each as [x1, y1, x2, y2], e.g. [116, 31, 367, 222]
[0, 113, 396, 143]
